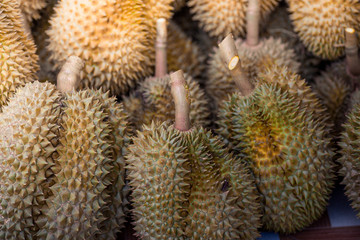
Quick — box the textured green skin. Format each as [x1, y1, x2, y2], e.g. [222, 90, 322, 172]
[127, 121, 262, 239]
[216, 83, 335, 234]
[339, 93, 360, 218]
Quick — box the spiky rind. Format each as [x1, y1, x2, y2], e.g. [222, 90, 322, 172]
[206, 38, 300, 110]
[312, 62, 353, 131]
[0, 81, 61, 239]
[216, 84, 335, 233]
[288, 0, 360, 60]
[339, 94, 360, 218]
[0, 0, 39, 108]
[47, 0, 173, 95]
[187, 0, 281, 39]
[18, 0, 47, 21]
[168, 21, 205, 78]
[123, 74, 210, 130]
[127, 121, 262, 239]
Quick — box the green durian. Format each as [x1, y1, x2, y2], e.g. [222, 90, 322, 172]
[0, 0, 39, 108]
[216, 83, 335, 233]
[0, 57, 131, 239]
[126, 70, 262, 239]
[338, 91, 360, 218]
[215, 35, 334, 234]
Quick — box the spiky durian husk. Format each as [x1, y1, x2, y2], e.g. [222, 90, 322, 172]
[47, 0, 173, 95]
[0, 82, 61, 239]
[206, 37, 300, 109]
[0, 0, 39, 108]
[312, 62, 353, 131]
[187, 0, 281, 39]
[127, 121, 262, 239]
[123, 73, 210, 130]
[168, 21, 205, 78]
[216, 83, 335, 233]
[287, 0, 360, 60]
[18, 0, 47, 21]
[338, 93, 360, 218]
[38, 89, 129, 240]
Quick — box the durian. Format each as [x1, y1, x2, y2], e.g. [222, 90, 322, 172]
[206, 0, 299, 110]
[18, 0, 47, 22]
[287, 0, 360, 60]
[0, 56, 131, 239]
[338, 91, 360, 218]
[172, 0, 186, 12]
[0, 0, 39, 108]
[47, 0, 174, 95]
[126, 70, 262, 239]
[123, 19, 210, 130]
[216, 34, 335, 233]
[187, 0, 281, 39]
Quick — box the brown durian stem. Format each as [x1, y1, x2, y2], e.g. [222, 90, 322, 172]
[345, 28, 360, 77]
[246, 0, 260, 47]
[170, 70, 191, 131]
[57, 56, 84, 93]
[219, 34, 254, 96]
[155, 18, 167, 78]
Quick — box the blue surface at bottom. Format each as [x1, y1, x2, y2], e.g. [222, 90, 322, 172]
[257, 232, 280, 240]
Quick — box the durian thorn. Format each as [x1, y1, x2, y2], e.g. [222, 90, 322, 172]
[170, 70, 191, 131]
[345, 27, 360, 77]
[57, 56, 85, 93]
[219, 34, 254, 96]
[155, 18, 167, 78]
[20, 10, 33, 41]
[246, 0, 260, 47]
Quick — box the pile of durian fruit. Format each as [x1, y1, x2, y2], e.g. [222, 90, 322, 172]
[1, 0, 360, 239]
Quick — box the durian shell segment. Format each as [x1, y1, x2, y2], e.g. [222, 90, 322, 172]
[168, 21, 205, 78]
[0, 0, 39, 108]
[339, 92, 360, 218]
[312, 62, 354, 132]
[47, 0, 171, 95]
[39, 90, 131, 240]
[0, 82, 61, 239]
[122, 73, 210, 130]
[206, 37, 300, 110]
[18, 0, 47, 21]
[216, 83, 335, 233]
[187, 0, 281, 39]
[287, 0, 360, 60]
[126, 121, 262, 239]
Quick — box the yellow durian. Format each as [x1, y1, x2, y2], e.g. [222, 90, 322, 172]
[18, 0, 47, 21]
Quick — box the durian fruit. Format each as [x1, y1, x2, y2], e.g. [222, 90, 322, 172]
[47, 0, 174, 95]
[18, 0, 47, 22]
[0, 56, 131, 239]
[206, 0, 299, 110]
[287, 0, 360, 60]
[187, 0, 281, 39]
[126, 70, 262, 239]
[216, 35, 335, 234]
[0, 0, 39, 108]
[338, 91, 360, 218]
[312, 28, 360, 134]
[123, 19, 210, 130]
[168, 20, 205, 78]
